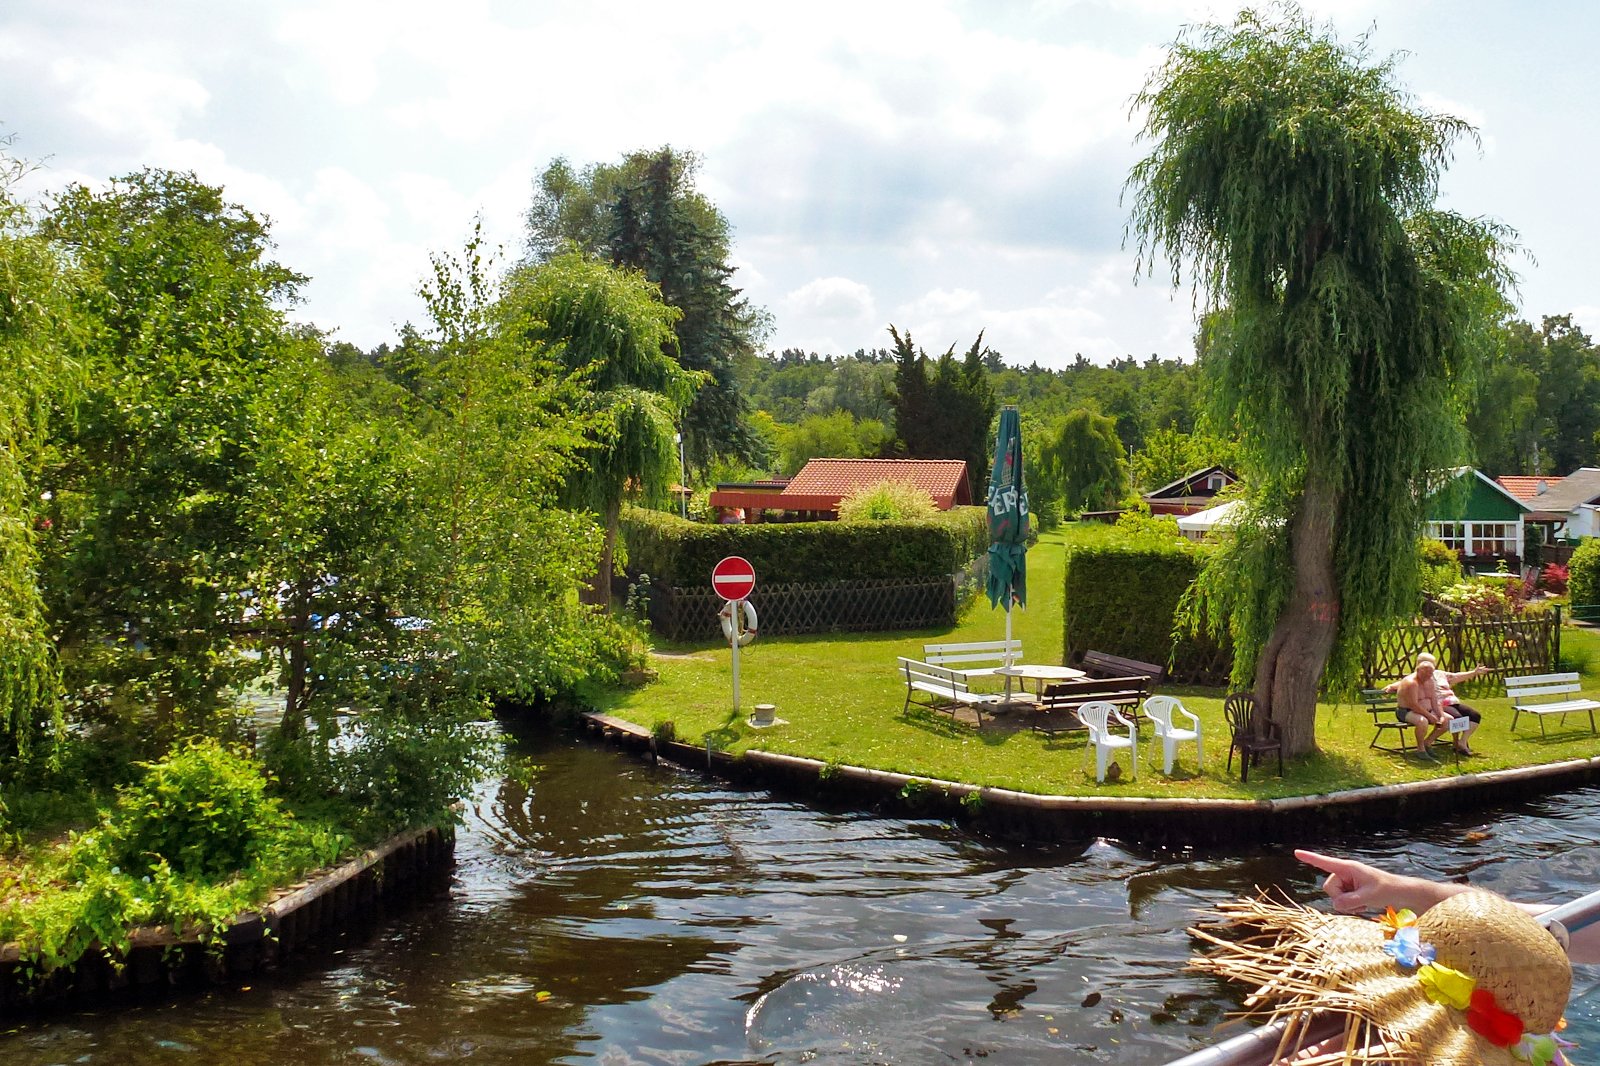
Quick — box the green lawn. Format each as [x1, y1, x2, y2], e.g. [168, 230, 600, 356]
[585, 527, 1600, 799]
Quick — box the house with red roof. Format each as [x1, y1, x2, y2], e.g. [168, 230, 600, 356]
[707, 458, 972, 522]
[1497, 468, 1600, 543]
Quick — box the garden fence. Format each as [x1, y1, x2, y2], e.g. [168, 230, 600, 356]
[643, 576, 959, 641]
[1361, 607, 1563, 691]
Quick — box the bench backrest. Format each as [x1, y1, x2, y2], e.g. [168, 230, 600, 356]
[1361, 687, 1399, 712]
[899, 657, 974, 694]
[1079, 650, 1165, 682]
[1040, 675, 1148, 711]
[1505, 672, 1585, 703]
[923, 639, 1022, 667]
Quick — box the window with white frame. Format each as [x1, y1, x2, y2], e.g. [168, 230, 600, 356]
[1427, 520, 1520, 555]
[1428, 522, 1465, 551]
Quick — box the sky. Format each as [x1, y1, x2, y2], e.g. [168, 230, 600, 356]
[3, 1, 1597, 370]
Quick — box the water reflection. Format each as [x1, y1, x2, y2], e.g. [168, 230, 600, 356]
[2, 718, 1598, 1064]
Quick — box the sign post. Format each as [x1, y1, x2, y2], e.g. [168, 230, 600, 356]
[712, 556, 757, 713]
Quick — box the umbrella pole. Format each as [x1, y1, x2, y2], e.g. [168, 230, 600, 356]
[1004, 601, 1015, 702]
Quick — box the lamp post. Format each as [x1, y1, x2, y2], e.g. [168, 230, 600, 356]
[675, 431, 688, 519]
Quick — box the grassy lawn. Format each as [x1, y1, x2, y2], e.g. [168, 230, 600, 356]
[586, 527, 1600, 799]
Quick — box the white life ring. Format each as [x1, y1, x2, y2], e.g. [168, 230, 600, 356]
[719, 599, 758, 646]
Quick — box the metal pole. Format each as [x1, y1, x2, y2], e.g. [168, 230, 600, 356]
[677, 432, 688, 519]
[731, 598, 742, 714]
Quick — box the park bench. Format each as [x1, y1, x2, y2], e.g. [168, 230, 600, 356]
[1504, 672, 1600, 738]
[1031, 674, 1151, 737]
[898, 657, 1001, 724]
[1078, 650, 1166, 685]
[1360, 687, 1413, 753]
[922, 639, 1023, 680]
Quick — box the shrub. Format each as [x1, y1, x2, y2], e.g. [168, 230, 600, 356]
[1062, 536, 1228, 683]
[1568, 539, 1600, 606]
[106, 738, 286, 881]
[620, 503, 988, 586]
[836, 480, 939, 522]
[1540, 563, 1570, 595]
[1418, 537, 1458, 568]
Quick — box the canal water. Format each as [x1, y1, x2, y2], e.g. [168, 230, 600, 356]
[4, 719, 1599, 1065]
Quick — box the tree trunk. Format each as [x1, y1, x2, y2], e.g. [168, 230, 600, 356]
[579, 500, 622, 609]
[1253, 473, 1341, 756]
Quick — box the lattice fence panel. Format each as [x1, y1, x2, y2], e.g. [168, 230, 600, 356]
[1362, 611, 1560, 693]
[645, 577, 957, 642]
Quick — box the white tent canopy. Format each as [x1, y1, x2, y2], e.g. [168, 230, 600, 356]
[1176, 499, 1242, 538]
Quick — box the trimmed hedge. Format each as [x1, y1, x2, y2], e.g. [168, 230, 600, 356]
[1570, 538, 1600, 612]
[1061, 538, 1229, 684]
[620, 505, 989, 586]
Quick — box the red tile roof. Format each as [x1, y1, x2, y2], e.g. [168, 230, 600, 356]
[779, 459, 972, 510]
[1496, 475, 1564, 501]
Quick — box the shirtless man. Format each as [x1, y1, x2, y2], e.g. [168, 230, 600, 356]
[1395, 653, 1451, 759]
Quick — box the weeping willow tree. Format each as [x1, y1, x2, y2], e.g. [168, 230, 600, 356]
[0, 151, 74, 768]
[501, 248, 701, 608]
[1126, 6, 1517, 754]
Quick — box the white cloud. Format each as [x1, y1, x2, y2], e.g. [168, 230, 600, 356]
[784, 277, 877, 322]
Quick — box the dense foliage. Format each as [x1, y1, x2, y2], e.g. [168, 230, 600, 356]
[835, 480, 940, 522]
[620, 504, 987, 586]
[1061, 532, 1227, 683]
[524, 147, 770, 471]
[1126, 7, 1516, 751]
[1569, 539, 1600, 608]
[886, 326, 999, 501]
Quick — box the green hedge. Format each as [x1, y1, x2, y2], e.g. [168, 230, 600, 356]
[1062, 538, 1229, 684]
[620, 504, 989, 586]
[1570, 538, 1600, 614]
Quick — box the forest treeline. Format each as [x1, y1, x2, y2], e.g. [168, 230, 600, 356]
[721, 310, 1600, 524]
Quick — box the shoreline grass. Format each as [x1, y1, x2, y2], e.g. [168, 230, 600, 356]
[586, 528, 1600, 800]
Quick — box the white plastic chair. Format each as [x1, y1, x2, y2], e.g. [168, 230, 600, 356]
[1079, 700, 1137, 783]
[1144, 695, 1203, 775]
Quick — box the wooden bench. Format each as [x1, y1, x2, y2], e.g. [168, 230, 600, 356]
[898, 657, 1001, 724]
[1360, 688, 1413, 753]
[1505, 672, 1600, 737]
[1031, 675, 1151, 737]
[922, 639, 1023, 679]
[1079, 650, 1166, 684]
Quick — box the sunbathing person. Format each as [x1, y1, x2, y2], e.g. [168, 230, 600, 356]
[1384, 652, 1490, 755]
[1393, 654, 1451, 759]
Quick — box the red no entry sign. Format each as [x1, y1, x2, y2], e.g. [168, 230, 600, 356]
[711, 555, 756, 601]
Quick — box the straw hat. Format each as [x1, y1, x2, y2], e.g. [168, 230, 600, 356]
[1190, 890, 1575, 1065]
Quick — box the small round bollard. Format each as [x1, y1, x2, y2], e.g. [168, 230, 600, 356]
[751, 703, 777, 726]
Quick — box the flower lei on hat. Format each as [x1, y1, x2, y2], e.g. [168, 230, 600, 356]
[1377, 908, 1577, 1065]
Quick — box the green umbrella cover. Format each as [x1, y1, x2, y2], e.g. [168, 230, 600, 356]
[986, 406, 1028, 610]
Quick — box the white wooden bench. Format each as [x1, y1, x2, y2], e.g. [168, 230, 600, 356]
[898, 657, 1001, 724]
[922, 639, 1022, 679]
[1504, 672, 1600, 737]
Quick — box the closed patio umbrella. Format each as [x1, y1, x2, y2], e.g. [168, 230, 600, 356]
[985, 406, 1028, 670]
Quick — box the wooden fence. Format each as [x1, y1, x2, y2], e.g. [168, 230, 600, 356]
[1361, 608, 1562, 689]
[644, 576, 958, 641]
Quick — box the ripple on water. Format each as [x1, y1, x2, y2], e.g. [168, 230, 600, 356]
[3, 733, 1599, 1064]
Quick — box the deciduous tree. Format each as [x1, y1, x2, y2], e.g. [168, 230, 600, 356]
[501, 249, 698, 607]
[1127, 6, 1516, 752]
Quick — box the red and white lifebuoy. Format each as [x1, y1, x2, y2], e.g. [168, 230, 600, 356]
[719, 599, 758, 646]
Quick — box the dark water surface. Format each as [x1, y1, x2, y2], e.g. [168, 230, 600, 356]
[5, 720, 1599, 1065]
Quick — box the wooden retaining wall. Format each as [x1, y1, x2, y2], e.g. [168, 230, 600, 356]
[1, 824, 455, 1014]
[582, 712, 1600, 846]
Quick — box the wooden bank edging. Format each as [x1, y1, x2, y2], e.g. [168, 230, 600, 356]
[581, 711, 1600, 843]
[2, 823, 455, 1011]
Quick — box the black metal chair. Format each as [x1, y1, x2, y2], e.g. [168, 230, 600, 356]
[1224, 691, 1284, 783]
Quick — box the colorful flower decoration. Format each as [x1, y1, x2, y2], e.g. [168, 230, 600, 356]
[1378, 907, 1418, 936]
[1370, 912, 1575, 1064]
[1468, 987, 1526, 1047]
[1417, 961, 1475, 1010]
[1382, 925, 1436, 968]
